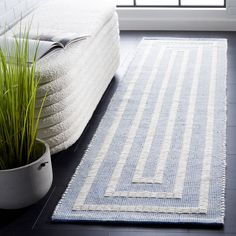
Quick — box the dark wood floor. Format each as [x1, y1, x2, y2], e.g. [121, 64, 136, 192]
[1, 31, 236, 236]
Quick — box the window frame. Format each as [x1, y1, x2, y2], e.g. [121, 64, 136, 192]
[117, 0, 226, 8]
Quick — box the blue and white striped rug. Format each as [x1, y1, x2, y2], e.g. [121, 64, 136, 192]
[52, 38, 227, 225]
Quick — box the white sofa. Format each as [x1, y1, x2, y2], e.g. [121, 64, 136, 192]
[3, 0, 120, 154]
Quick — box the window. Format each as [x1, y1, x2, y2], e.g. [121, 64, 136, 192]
[117, 0, 225, 7]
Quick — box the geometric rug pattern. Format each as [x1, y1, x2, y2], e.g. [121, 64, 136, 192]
[52, 38, 227, 224]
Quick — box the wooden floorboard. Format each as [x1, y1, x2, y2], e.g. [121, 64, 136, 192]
[1, 31, 236, 236]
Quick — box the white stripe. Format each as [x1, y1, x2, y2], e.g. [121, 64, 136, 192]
[106, 46, 203, 198]
[105, 47, 167, 196]
[172, 46, 204, 196]
[75, 204, 206, 214]
[133, 50, 189, 183]
[145, 39, 220, 46]
[154, 50, 190, 183]
[105, 190, 180, 198]
[199, 44, 218, 209]
[73, 42, 153, 206]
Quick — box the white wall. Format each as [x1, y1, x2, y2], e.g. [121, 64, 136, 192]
[117, 0, 236, 31]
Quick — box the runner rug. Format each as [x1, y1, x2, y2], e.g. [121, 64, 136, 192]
[52, 38, 227, 224]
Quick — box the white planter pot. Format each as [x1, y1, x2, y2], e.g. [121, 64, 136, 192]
[0, 139, 53, 209]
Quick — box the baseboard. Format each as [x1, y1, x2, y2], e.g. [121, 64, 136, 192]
[117, 8, 236, 31]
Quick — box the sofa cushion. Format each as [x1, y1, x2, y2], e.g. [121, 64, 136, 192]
[9, 0, 116, 37]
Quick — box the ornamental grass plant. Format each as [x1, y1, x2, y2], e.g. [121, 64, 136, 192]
[0, 31, 46, 170]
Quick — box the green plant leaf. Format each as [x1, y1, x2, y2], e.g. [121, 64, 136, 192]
[0, 27, 46, 170]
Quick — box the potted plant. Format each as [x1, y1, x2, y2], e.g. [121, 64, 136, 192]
[0, 33, 53, 209]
